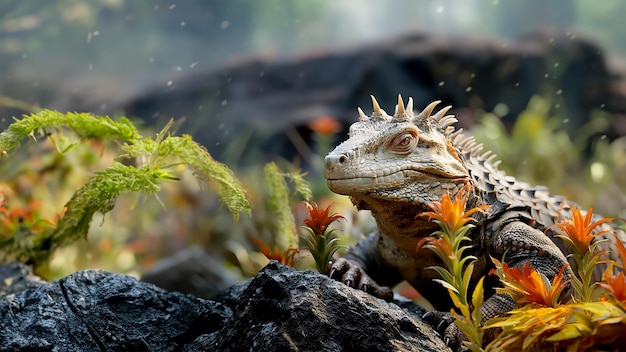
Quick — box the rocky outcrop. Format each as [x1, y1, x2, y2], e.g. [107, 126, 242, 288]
[0, 261, 449, 351]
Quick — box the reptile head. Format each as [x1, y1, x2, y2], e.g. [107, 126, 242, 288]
[324, 95, 470, 208]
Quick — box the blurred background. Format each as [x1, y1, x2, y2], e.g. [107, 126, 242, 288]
[1, 1, 625, 298]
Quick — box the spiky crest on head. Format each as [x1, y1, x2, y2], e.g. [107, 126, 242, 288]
[355, 95, 494, 160]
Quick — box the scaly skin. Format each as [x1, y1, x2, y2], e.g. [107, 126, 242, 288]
[324, 95, 626, 350]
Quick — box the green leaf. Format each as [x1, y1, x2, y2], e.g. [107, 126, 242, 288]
[433, 278, 460, 294]
[471, 277, 485, 325]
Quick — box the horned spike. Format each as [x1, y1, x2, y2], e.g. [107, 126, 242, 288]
[450, 128, 464, 142]
[406, 97, 414, 116]
[432, 106, 452, 121]
[371, 95, 383, 116]
[439, 115, 458, 129]
[470, 143, 483, 154]
[357, 107, 368, 121]
[419, 100, 441, 119]
[459, 136, 476, 149]
[486, 154, 498, 164]
[395, 94, 406, 116]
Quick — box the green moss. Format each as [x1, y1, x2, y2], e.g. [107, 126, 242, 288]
[0, 110, 250, 266]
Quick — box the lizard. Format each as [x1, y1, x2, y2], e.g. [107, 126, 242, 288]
[323, 95, 626, 350]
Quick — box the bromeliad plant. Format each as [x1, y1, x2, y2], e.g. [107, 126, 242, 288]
[419, 186, 626, 351]
[484, 205, 626, 351]
[417, 184, 489, 352]
[552, 205, 614, 302]
[301, 201, 344, 274]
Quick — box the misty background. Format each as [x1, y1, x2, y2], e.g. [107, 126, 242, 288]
[1, 1, 624, 104]
[1, 0, 626, 168]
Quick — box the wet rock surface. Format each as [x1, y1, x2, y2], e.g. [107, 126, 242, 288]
[0, 261, 448, 351]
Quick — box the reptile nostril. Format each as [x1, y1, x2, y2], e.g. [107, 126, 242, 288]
[339, 155, 347, 164]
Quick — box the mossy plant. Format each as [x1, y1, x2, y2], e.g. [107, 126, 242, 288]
[0, 110, 250, 267]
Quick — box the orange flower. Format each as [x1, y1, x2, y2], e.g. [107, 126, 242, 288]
[552, 205, 614, 256]
[613, 233, 626, 269]
[601, 270, 626, 301]
[499, 261, 568, 307]
[417, 236, 455, 259]
[419, 184, 488, 234]
[251, 236, 299, 267]
[303, 201, 344, 236]
[307, 115, 343, 136]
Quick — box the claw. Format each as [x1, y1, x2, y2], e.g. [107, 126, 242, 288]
[422, 311, 435, 322]
[436, 319, 448, 333]
[344, 279, 353, 287]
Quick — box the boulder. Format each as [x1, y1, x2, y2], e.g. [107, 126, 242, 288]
[140, 246, 239, 299]
[0, 261, 449, 351]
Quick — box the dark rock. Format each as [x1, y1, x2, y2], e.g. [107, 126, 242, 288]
[141, 246, 239, 299]
[199, 261, 449, 352]
[0, 265, 230, 352]
[0, 261, 46, 296]
[0, 261, 448, 351]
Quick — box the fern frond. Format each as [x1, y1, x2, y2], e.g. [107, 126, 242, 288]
[123, 134, 250, 219]
[264, 162, 298, 250]
[0, 163, 170, 263]
[284, 170, 313, 201]
[0, 110, 140, 155]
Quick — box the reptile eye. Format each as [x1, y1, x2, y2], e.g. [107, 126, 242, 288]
[390, 132, 417, 154]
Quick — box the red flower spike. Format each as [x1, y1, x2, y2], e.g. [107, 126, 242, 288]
[303, 201, 345, 237]
[250, 236, 298, 267]
[307, 115, 343, 136]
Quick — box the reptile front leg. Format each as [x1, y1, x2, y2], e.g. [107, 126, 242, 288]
[329, 233, 402, 301]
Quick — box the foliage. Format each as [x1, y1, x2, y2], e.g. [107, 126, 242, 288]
[552, 205, 614, 302]
[485, 301, 626, 351]
[485, 205, 626, 351]
[491, 259, 568, 308]
[470, 96, 626, 217]
[247, 162, 313, 269]
[421, 184, 626, 350]
[417, 184, 489, 352]
[0, 109, 250, 268]
[301, 201, 344, 274]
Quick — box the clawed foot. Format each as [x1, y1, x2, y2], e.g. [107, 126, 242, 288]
[423, 311, 468, 351]
[328, 258, 394, 301]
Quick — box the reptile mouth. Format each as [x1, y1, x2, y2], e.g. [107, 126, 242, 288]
[326, 169, 468, 192]
[326, 169, 468, 183]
